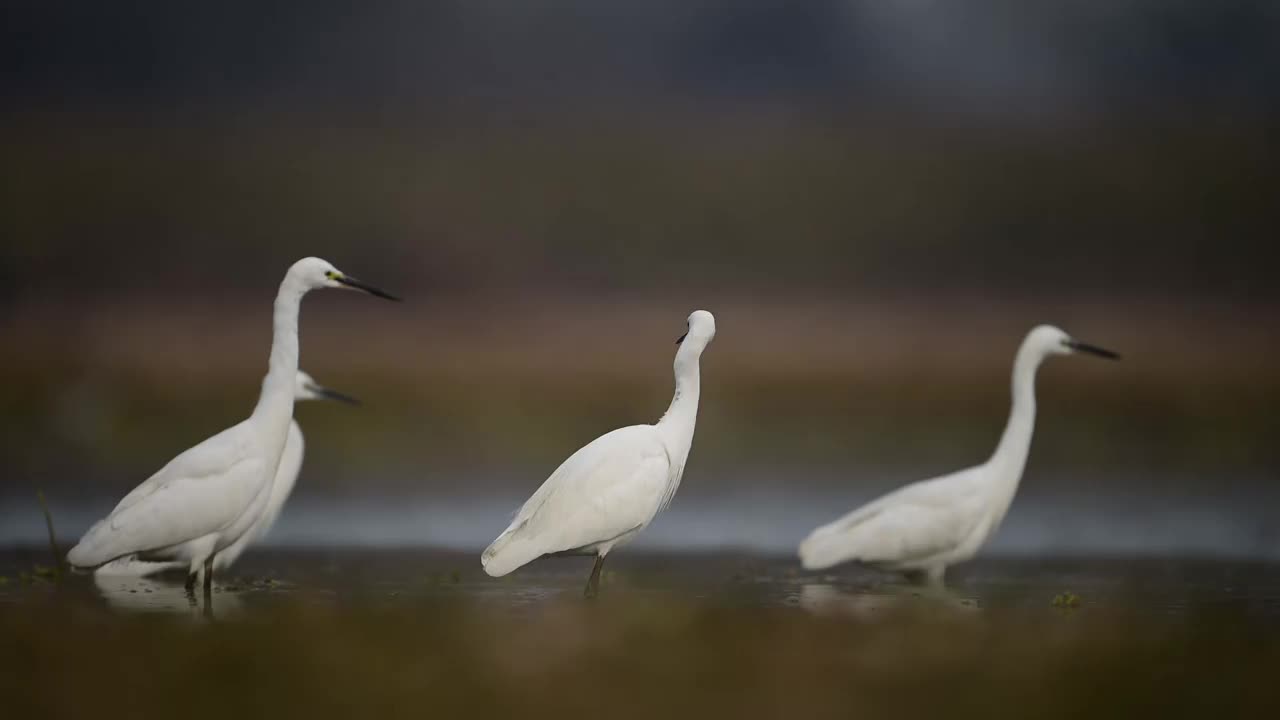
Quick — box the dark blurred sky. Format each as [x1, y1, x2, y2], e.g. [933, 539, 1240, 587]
[4, 1, 1279, 118]
[2, 1, 1278, 301]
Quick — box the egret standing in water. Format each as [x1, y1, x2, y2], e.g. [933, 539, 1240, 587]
[67, 258, 398, 596]
[94, 370, 359, 577]
[798, 325, 1118, 584]
[482, 310, 716, 597]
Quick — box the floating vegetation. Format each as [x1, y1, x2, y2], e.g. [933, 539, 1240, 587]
[1052, 592, 1082, 609]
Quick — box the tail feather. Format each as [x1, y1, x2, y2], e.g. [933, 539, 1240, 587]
[798, 526, 856, 571]
[66, 517, 121, 568]
[480, 523, 544, 577]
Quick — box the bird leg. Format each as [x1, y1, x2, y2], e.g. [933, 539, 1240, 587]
[202, 555, 215, 604]
[923, 565, 946, 588]
[186, 557, 205, 594]
[584, 554, 605, 599]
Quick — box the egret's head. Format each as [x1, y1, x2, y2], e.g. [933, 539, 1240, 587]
[1026, 324, 1120, 360]
[290, 257, 401, 300]
[294, 370, 360, 405]
[675, 310, 716, 351]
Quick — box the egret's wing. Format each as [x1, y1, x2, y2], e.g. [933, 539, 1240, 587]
[68, 456, 267, 567]
[219, 422, 304, 570]
[799, 468, 985, 570]
[524, 450, 669, 553]
[828, 501, 977, 565]
[482, 425, 670, 576]
[252, 421, 304, 540]
[110, 421, 253, 514]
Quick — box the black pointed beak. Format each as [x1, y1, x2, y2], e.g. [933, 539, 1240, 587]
[1066, 340, 1120, 360]
[675, 332, 687, 345]
[336, 274, 401, 301]
[313, 385, 361, 406]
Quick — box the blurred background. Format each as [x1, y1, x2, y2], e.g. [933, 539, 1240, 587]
[2, 0, 1277, 557]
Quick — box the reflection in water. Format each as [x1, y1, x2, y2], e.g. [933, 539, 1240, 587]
[504, 586, 564, 605]
[93, 574, 243, 620]
[797, 582, 979, 618]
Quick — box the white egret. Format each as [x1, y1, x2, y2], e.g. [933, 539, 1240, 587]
[94, 370, 358, 578]
[482, 310, 717, 597]
[67, 257, 398, 596]
[798, 325, 1118, 584]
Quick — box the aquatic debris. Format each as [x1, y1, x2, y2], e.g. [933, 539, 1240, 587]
[1052, 592, 1081, 609]
[233, 576, 282, 590]
[20, 569, 61, 585]
[415, 570, 459, 586]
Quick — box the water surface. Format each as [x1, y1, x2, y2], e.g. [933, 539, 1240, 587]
[5, 549, 1280, 718]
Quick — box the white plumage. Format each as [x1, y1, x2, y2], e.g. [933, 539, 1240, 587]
[94, 370, 356, 577]
[67, 257, 397, 593]
[798, 325, 1118, 584]
[482, 310, 716, 596]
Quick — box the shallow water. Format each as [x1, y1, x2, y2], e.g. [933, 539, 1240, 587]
[8, 481, 1280, 560]
[5, 548, 1280, 618]
[5, 549, 1280, 718]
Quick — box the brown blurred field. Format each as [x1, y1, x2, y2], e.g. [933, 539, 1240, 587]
[2, 114, 1277, 298]
[3, 111, 1276, 505]
[3, 294, 1276, 500]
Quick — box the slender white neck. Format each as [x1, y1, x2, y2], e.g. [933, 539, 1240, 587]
[986, 338, 1043, 491]
[656, 343, 702, 464]
[251, 274, 306, 426]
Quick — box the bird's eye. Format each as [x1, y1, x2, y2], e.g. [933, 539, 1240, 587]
[324, 271, 335, 279]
